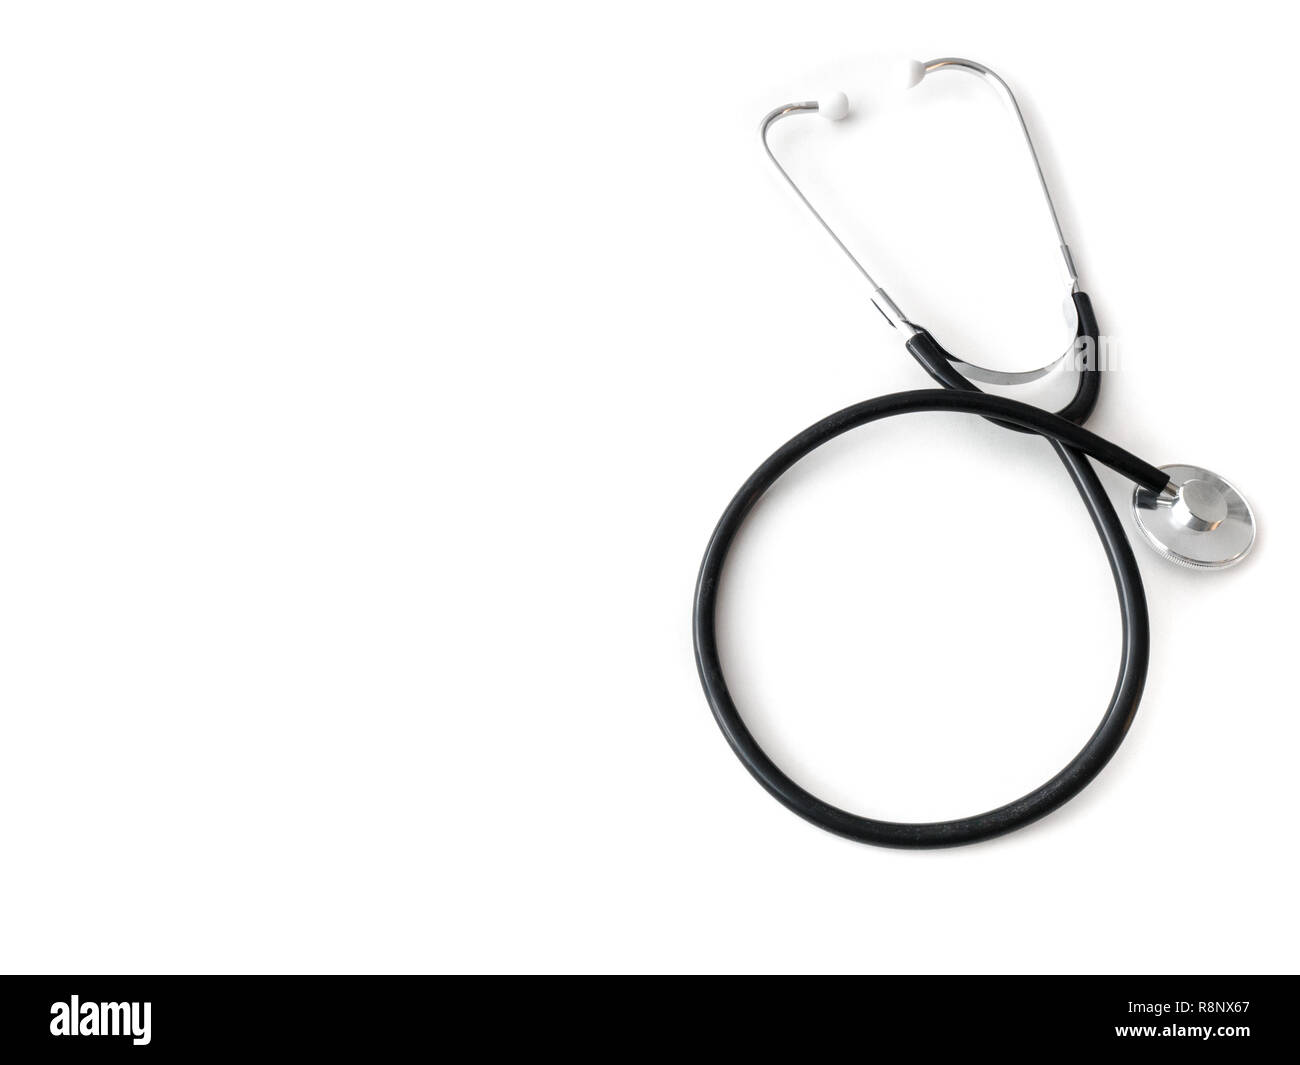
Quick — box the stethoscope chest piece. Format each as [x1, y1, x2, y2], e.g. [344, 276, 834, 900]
[1133, 465, 1256, 570]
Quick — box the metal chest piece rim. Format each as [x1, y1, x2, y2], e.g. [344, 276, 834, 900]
[1132, 464, 1256, 570]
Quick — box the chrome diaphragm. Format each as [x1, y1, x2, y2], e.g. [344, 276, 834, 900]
[1133, 464, 1256, 570]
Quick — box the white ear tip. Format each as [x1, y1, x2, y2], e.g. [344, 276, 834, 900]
[819, 91, 849, 121]
[904, 60, 926, 88]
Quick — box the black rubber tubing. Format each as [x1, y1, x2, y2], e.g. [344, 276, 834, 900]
[910, 291, 1103, 432]
[693, 295, 1170, 848]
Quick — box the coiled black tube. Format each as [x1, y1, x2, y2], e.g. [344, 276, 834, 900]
[692, 295, 1169, 847]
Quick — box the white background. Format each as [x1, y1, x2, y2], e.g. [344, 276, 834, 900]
[1, 1, 1296, 974]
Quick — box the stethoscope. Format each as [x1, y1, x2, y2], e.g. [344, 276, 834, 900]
[692, 58, 1257, 848]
